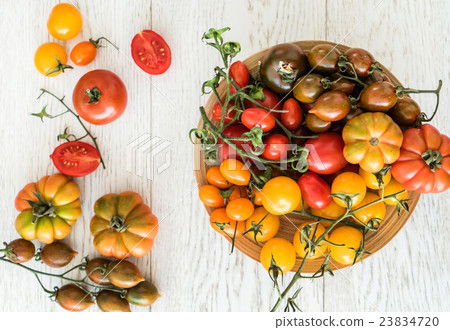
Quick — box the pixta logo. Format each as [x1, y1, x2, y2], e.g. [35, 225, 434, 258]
[126, 134, 172, 180]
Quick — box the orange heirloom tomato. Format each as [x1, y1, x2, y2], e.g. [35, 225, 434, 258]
[245, 207, 280, 242]
[359, 166, 391, 190]
[351, 192, 386, 225]
[206, 166, 233, 189]
[198, 185, 225, 208]
[90, 192, 158, 259]
[47, 3, 82, 40]
[226, 198, 254, 221]
[293, 221, 328, 259]
[378, 178, 408, 205]
[15, 174, 82, 244]
[210, 208, 246, 237]
[328, 226, 363, 265]
[311, 200, 346, 227]
[34, 42, 71, 77]
[261, 176, 301, 215]
[260, 238, 296, 274]
[219, 159, 251, 186]
[331, 172, 366, 208]
[342, 112, 403, 173]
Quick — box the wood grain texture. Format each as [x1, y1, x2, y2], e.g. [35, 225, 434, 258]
[0, 0, 448, 312]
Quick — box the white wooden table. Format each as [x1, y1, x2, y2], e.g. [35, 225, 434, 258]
[0, 0, 448, 312]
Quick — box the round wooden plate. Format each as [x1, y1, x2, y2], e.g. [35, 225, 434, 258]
[195, 41, 420, 273]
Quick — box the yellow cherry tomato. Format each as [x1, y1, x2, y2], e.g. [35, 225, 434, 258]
[219, 159, 251, 186]
[206, 166, 233, 189]
[260, 238, 296, 274]
[359, 166, 392, 190]
[331, 172, 366, 208]
[225, 198, 254, 221]
[378, 178, 408, 205]
[328, 226, 362, 265]
[34, 42, 71, 77]
[351, 192, 386, 225]
[311, 199, 346, 228]
[293, 221, 328, 259]
[47, 3, 83, 40]
[209, 208, 246, 237]
[261, 176, 301, 215]
[245, 207, 280, 242]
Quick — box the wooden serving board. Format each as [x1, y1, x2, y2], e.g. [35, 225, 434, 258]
[194, 41, 420, 273]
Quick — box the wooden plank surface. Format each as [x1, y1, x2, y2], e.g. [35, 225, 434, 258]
[0, 0, 448, 312]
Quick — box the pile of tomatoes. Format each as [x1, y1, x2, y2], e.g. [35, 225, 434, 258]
[196, 32, 449, 277]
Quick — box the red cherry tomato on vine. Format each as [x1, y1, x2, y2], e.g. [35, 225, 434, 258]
[229, 61, 249, 93]
[50, 141, 101, 177]
[72, 70, 128, 125]
[241, 108, 276, 132]
[212, 101, 238, 124]
[131, 30, 171, 75]
[245, 88, 282, 118]
[281, 98, 303, 130]
[261, 134, 290, 161]
[298, 171, 332, 210]
[217, 124, 251, 161]
[305, 132, 348, 175]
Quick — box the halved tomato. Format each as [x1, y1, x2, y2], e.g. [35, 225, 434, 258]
[131, 30, 172, 75]
[50, 141, 101, 177]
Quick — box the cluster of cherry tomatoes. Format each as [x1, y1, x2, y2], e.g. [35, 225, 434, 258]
[197, 37, 449, 275]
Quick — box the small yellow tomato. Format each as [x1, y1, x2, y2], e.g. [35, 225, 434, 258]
[359, 166, 392, 190]
[351, 192, 386, 225]
[293, 221, 328, 259]
[209, 208, 246, 237]
[261, 176, 301, 215]
[219, 159, 251, 186]
[34, 42, 70, 77]
[245, 207, 280, 242]
[331, 172, 366, 208]
[311, 199, 346, 228]
[260, 238, 296, 274]
[47, 3, 83, 40]
[225, 198, 254, 221]
[328, 226, 363, 265]
[378, 178, 408, 205]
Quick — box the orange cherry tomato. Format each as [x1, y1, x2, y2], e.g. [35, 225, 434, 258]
[34, 42, 72, 77]
[261, 176, 301, 215]
[198, 185, 225, 208]
[331, 172, 366, 208]
[359, 166, 391, 190]
[228, 186, 248, 201]
[328, 226, 363, 265]
[260, 238, 296, 274]
[378, 178, 408, 205]
[209, 208, 245, 237]
[310, 200, 346, 228]
[251, 187, 263, 205]
[206, 166, 233, 189]
[226, 198, 254, 221]
[70, 38, 116, 66]
[219, 159, 251, 186]
[293, 221, 328, 259]
[47, 3, 82, 40]
[245, 207, 280, 242]
[351, 192, 386, 225]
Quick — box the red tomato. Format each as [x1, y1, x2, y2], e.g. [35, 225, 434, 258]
[298, 172, 332, 209]
[217, 124, 252, 161]
[281, 98, 303, 130]
[245, 88, 282, 119]
[262, 134, 290, 160]
[212, 101, 238, 124]
[229, 61, 249, 93]
[241, 108, 276, 132]
[72, 70, 127, 125]
[50, 141, 101, 177]
[305, 133, 348, 174]
[131, 30, 171, 75]
[391, 124, 450, 193]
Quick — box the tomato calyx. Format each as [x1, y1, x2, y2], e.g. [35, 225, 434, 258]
[277, 61, 296, 83]
[89, 37, 119, 50]
[110, 215, 129, 233]
[46, 56, 73, 76]
[0, 242, 19, 263]
[421, 149, 443, 172]
[24, 191, 57, 223]
[83, 87, 102, 105]
[369, 137, 379, 146]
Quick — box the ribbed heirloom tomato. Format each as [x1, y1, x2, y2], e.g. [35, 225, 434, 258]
[343, 112, 403, 173]
[90, 192, 158, 259]
[391, 124, 450, 193]
[15, 174, 82, 244]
